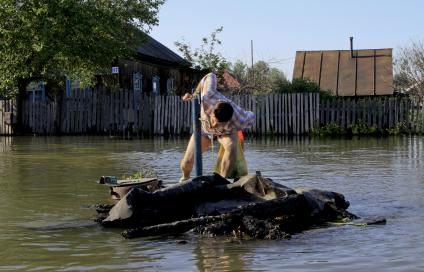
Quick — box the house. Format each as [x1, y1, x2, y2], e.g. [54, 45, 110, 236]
[116, 33, 197, 96]
[293, 48, 394, 96]
[28, 33, 198, 100]
[218, 70, 242, 93]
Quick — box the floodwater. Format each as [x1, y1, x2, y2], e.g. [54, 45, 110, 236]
[0, 136, 424, 271]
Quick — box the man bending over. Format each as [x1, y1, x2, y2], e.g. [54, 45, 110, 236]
[180, 72, 255, 182]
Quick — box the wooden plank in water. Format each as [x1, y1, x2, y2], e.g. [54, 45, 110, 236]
[312, 93, 320, 128]
[297, 93, 301, 134]
[283, 93, 289, 135]
[92, 90, 97, 133]
[156, 96, 161, 135]
[141, 95, 147, 134]
[0, 100, 4, 134]
[162, 96, 166, 135]
[278, 94, 282, 134]
[405, 99, 410, 130]
[46, 101, 50, 134]
[265, 95, 270, 133]
[261, 97, 266, 134]
[158, 95, 163, 135]
[153, 96, 157, 134]
[94, 90, 99, 133]
[304, 93, 309, 133]
[77, 89, 82, 133]
[411, 101, 415, 133]
[174, 96, 179, 135]
[76, 89, 80, 133]
[288, 94, 292, 134]
[70, 94, 75, 134]
[292, 94, 297, 135]
[113, 91, 118, 134]
[388, 98, 394, 128]
[301, 93, 305, 134]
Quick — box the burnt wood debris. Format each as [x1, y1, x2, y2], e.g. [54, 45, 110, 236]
[95, 172, 384, 239]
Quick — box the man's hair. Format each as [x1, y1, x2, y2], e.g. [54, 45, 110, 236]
[214, 102, 233, 123]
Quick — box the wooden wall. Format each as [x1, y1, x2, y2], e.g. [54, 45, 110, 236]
[0, 100, 15, 135]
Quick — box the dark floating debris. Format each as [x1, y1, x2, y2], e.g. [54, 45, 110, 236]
[94, 172, 382, 240]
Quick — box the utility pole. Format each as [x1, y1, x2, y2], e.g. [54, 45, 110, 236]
[251, 40, 254, 85]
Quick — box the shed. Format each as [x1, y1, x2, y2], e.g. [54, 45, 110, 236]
[293, 49, 394, 96]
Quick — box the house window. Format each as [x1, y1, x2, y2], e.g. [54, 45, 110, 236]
[65, 78, 71, 97]
[152, 75, 160, 96]
[133, 72, 143, 93]
[167, 78, 175, 95]
[27, 81, 45, 101]
[65, 79, 93, 97]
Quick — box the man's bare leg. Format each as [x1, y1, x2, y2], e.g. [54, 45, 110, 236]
[180, 134, 211, 182]
[216, 133, 237, 178]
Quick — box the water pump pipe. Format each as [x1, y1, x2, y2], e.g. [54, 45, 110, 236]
[191, 97, 202, 176]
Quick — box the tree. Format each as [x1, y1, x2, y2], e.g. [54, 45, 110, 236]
[394, 40, 424, 101]
[229, 60, 288, 94]
[0, 0, 163, 126]
[231, 60, 248, 82]
[175, 26, 229, 73]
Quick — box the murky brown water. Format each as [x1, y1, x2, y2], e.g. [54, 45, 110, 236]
[1, 136, 424, 271]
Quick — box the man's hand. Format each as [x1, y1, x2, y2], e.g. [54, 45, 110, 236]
[182, 93, 193, 101]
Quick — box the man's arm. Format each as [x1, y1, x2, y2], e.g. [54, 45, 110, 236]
[182, 73, 217, 101]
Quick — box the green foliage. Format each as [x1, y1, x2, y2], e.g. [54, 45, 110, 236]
[385, 122, 407, 135]
[121, 168, 158, 180]
[229, 59, 288, 94]
[347, 121, 378, 136]
[275, 78, 321, 94]
[313, 121, 408, 137]
[231, 60, 248, 82]
[0, 0, 164, 97]
[175, 26, 229, 73]
[312, 123, 345, 136]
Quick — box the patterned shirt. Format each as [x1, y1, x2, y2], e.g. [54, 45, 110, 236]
[195, 73, 255, 136]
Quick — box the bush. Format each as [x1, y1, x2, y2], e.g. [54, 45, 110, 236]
[313, 121, 408, 137]
[273, 78, 333, 100]
[347, 121, 378, 136]
[312, 123, 345, 136]
[275, 78, 321, 94]
[385, 122, 407, 135]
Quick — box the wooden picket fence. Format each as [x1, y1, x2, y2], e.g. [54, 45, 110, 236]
[0, 99, 15, 135]
[1, 90, 419, 136]
[19, 90, 319, 136]
[319, 97, 423, 133]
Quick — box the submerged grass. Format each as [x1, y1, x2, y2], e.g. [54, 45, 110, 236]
[312, 121, 408, 137]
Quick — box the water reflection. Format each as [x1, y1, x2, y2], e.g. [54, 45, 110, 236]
[194, 238, 250, 271]
[1, 136, 424, 271]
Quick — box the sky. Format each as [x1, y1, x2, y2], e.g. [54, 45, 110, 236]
[150, 0, 424, 78]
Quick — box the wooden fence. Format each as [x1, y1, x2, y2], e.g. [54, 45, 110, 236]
[0, 99, 15, 135]
[319, 97, 423, 133]
[1, 91, 420, 136]
[19, 90, 319, 136]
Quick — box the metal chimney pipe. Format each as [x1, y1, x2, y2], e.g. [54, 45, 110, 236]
[350, 36, 354, 58]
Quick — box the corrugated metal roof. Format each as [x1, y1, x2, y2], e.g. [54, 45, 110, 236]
[137, 34, 188, 65]
[293, 49, 394, 96]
